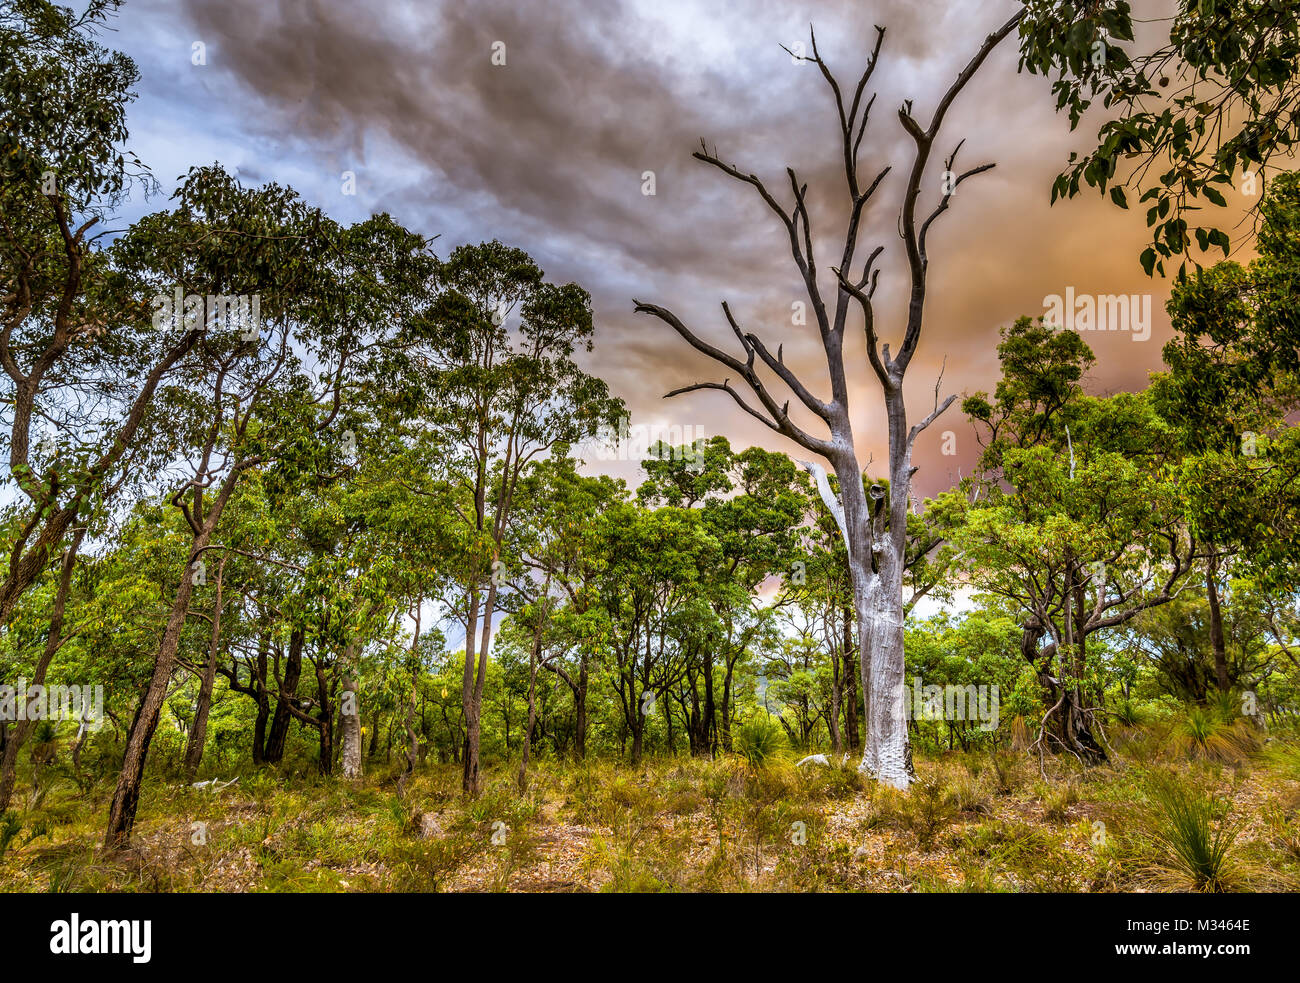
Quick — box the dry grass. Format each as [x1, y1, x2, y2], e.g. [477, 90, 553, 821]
[1, 726, 1299, 893]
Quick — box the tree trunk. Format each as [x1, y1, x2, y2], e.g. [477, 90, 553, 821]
[251, 632, 270, 766]
[857, 566, 912, 786]
[0, 525, 84, 811]
[105, 473, 238, 849]
[264, 627, 304, 764]
[1021, 623, 1106, 764]
[517, 574, 551, 792]
[630, 717, 644, 764]
[1206, 553, 1231, 692]
[843, 605, 859, 750]
[184, 555, 227, 779]
[702, 655, 717, 756]
[462, 577, 497, 796]
[315, 656, 333, 775]
[398, 602, 422, 797]
[339, 636, 363, 780]
[460, 591, 480, 794]
[720, 663, 734, 752]
[828, 639, 842, 754]
[575, 655, 588, 760]
[835, 449, 912, 789]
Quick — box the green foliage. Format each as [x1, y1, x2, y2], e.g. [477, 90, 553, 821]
[4, 0, 1300, 896]
[1171, 706, 1258, 764]
[0, 811, 20, 860]
[888, 777, 959, 852]
[1020, 0, 1300, 276]
[1136, 771, 1244, 892]
[734, 715, 787, 769]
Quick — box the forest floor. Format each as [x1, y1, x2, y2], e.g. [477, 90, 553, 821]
[3, 725, 1300, 892]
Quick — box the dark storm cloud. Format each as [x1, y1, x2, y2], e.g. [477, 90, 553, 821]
[114, 0, 1227, 498]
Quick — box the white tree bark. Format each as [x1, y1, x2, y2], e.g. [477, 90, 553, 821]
[340, 638, 363, 779]
[834, 454, 912, 788]
[636, 10, 1023, 793]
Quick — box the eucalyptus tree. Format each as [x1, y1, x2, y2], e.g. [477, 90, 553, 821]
[1153, 170, 1300, 614]
[764, 611, 833, 751]
[1019, 0, 1300, 276]
[640, 438, 807, 752]
[101, 169, 326, 844]
[948, 318, 1198, 762]
[0, 0, 192, 629]
[594, 501, 720, 763]
[1121, 591, 1278, 704]
[103, 174, 431, 845]
[322, 421, 462, 781]
[512, 451, 625, 763]
[0, 521, 83, 809]
[1108, 169, 1300, 697]
[902, 611, 1026, 752]
[348, 439, 458, 791]
[636, 12, 1025, 786]
[410, 242, 623, 794]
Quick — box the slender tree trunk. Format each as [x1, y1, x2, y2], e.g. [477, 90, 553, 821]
[0, 525, 84, 811]
[339, 636, 363, 780]
[70, 704, 92, 783]
[843, 605, 859, 750]
[518, 573, 551, 792]
[1206, 553, 1231, 692]
[467, 587, 488, 795]
[184, 555, 227, 779]
[702, 655, 716, 756]
[105, 473, 238, 848]
[575, 655, 588, 761]
[720, 662, 735, 752]
[630, 715, 644, 764]
[251, 632, 270, 766]
[264, 627, 303, 764]
[399, 602, 422, 797]
[462, 579, 495, 795]
[316, 657, 333, 775]
[828, 642, 842, 754]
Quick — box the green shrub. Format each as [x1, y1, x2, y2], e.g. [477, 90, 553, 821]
[734, 715, 787, 769]
[0, 812, 20, 861]
[1111, 698, 1145, 727]
[1171, 706, 1258, 764]
[989, 750, 1027, 795]
[1137, 772, 1243, 892]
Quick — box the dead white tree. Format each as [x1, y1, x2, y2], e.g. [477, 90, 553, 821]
[635, 13, 1023, 787]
